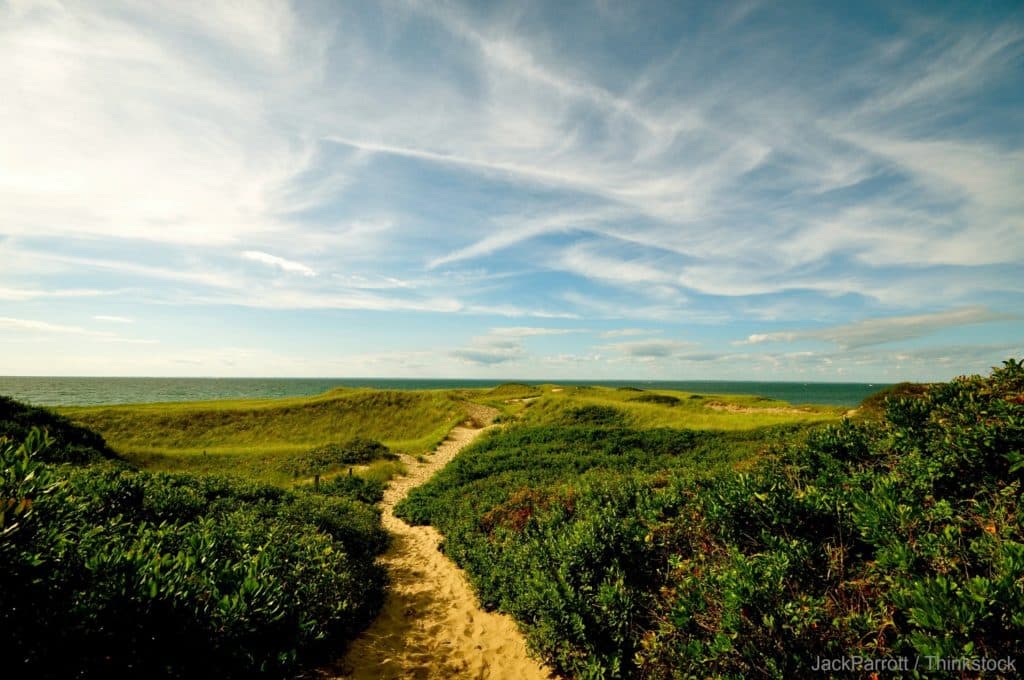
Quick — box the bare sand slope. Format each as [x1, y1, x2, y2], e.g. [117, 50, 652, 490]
[326, 404, 553, 680]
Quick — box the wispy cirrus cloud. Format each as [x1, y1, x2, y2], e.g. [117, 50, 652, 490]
[487, 326, 577, 337]
[1, 1, 1021, 380]
[738, 306, 1018, 349]
[0, 287, 119, 301]
[241, 250, 317, 277]
[0, 316, 156, 344]
[599, 328, 662, 338]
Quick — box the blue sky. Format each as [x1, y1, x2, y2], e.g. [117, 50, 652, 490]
[1, 0, 1022, 381]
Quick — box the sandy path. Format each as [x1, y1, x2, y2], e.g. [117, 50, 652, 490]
[324, 405, 553, 680]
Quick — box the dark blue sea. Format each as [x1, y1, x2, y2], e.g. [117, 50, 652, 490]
[0, 376, 889, 407]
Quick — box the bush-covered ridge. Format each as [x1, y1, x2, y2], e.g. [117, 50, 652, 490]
[0, 395, 118, 463]
[0, 399, 389, 678]
[398, 360, 1024, 678]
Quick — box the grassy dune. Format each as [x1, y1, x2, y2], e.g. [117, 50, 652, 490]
[60, 388, 468, 483]
[510, 384, 843, 430]
[59, 383, 840, 484]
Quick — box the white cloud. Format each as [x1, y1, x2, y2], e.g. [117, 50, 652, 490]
[449, 325, 578, 365]
[0, 0, 1020, 379]
[599, 328, 662, 338]
[0, 316, 155, 343]
[241, 250, 317, 277]
[603, 338, 694, 358]
[93, 315, 133, 323]
[428, 208, 621, 269]
[739, 306, 1018, 349]
[0, 0, 330, 246]
[0, 287, 117, 301]
[461, 304, 580, 319]
[557, 243, 678, 287]
[450, 346, 523, 365]
[487, 326, 576, 337]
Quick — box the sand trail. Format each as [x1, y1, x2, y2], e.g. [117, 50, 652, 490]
[325, 404, 553, 680]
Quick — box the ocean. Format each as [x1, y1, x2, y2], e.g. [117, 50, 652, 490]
[0, 376, 889, 407]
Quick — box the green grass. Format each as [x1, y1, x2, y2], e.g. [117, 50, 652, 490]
[513, 384, 843, 430]
[356, 458, 409, 484]
[58, 383, 840, 484]
[60, 388, 468, 484]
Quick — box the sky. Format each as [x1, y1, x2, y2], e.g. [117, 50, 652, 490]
[1, 0, 1022, 381]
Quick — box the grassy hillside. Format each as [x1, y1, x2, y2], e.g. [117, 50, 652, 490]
[397, 361, 1024, 677]
[61, 388, 468, 483]
[506, 384, 843, 430]
[58, 384, 838, 484]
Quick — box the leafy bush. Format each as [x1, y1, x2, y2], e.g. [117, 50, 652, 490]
[277, 437, 395, 477]
[0, 402, 388, 678]
[0, 395, 118, 463]
[630, 394, 681, 406]
[636, 360, 1024, 677]
[395, 423, 790, 675]
[562, 405, 631, 427]
[310, 472, 386, 505]
[858, 381, 930, 416]
[399, 360, 1024, 678]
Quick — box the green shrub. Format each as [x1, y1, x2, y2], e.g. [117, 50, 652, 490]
[562, 405, 631, 427]
[630, 394, 681, 406]
[1, 418, 388, 678]
[399, 359, 1024, 678]
[858, 381, 930, 416]
[311, 473, 386, 505]
[0, 395, 118, 463]
[638, 359, 1024, 677]
[277, 437, 395, 477]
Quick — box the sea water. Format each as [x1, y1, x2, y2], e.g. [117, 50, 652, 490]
[0, 376, 888, 407]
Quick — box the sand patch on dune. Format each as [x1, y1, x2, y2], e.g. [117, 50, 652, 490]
[322, 404, 553, 680]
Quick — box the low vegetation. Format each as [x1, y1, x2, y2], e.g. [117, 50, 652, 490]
[1, 399, 388, 678]
[60, 389, 466, 484]
[1, 395, 119, 463]
[397, 361, 1024, 678]
[9, 367, 1021, 678]
[516, 385, 841, 431]
[276, 437, 397, 479]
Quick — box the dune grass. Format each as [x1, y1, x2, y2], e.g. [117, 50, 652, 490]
[512, 384, 843, 430]
[58, 382, 841, 485]
[60, 388, 467, 484]
[357, 458, 409, 484]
